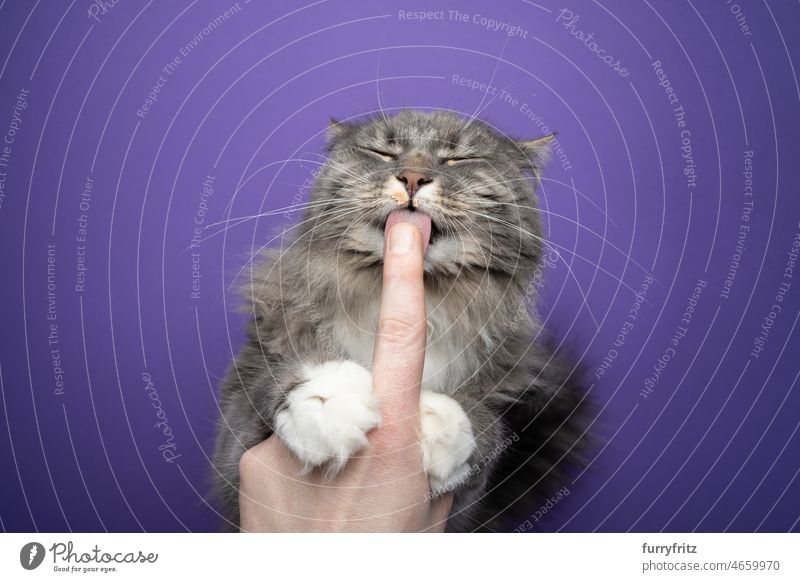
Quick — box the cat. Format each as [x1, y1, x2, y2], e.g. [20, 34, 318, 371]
[212, 109, 591, 532]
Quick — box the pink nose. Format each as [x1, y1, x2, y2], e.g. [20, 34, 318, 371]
[396, 171, 431, 196]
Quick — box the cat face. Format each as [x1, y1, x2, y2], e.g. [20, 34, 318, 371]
[307, 109, 552, 276]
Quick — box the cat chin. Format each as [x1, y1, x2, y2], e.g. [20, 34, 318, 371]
[422, 237, 491, 274]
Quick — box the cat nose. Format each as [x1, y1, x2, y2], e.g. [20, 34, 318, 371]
[396, 171, 431, 196]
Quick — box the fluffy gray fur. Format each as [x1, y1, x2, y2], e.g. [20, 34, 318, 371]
[212, 109, 591, 532]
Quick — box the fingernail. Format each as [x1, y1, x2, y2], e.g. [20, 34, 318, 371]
[389, 223, 415, 254]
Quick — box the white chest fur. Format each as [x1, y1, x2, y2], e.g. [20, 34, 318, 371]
[329, 300, 473, 394]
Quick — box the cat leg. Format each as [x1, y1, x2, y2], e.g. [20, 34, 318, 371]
[419, 390, 504, 497]
[274, 360, 380, 474]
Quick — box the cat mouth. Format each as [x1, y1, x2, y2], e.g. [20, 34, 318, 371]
[430, 221, 442, 243]
[379, 210, 442, 248]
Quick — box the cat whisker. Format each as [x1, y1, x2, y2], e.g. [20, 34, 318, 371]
[447, 213, 538, 280]
[228, 205, 369, 295]
[459, 208, 603, 326]
[245, 207, 376, 374]
[453, 192, 655, 282]
[454, 205, 620, 327]
[219, 156, 378, 222]
[374, 50, 391, 128]
[420, 213, 498, 359]
[244, 207, 377, 330]
[203, 199, 360, 230]
[447, 213, 537, 275]
[461, 208, 642, 304]
[235, 156, 375, 197]
[446, 214, 496, 270]
[294, 151, 385, 187]
[461, 37, 510, 134]
[188, 201, 364, 251]
[208, 155, 377, 228]
[450, 172, 618, 227]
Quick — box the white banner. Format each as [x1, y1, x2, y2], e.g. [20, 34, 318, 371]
[1, 533, 797, 580]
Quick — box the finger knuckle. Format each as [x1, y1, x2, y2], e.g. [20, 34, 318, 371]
[238, 448, 260, 477]
[369, 422, 416, 457]
[378, 316, 417, 347]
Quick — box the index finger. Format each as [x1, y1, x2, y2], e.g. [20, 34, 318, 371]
[371, 222, 427, 430]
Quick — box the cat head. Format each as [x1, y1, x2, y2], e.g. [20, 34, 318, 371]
[303, 109, 553, 278]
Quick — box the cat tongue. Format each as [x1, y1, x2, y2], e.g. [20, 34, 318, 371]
[384, 209, 432, 255]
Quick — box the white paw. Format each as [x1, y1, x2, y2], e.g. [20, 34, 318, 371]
[275, 360, 380, 474]
[419, 391, 476, 496]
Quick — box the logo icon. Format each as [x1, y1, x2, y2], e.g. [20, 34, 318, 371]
[20, 542, 46, 570]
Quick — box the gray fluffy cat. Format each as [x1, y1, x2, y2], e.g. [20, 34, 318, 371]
[213, 109, 590, 532]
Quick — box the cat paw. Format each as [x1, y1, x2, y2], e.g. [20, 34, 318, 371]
[419, 391, 476, 496]
[275, 360, 380, 474]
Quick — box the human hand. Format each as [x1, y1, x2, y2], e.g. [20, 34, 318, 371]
[238, 222, 452, 532]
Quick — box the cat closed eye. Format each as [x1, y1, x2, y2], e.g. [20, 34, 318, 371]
[359, 147, 396, 161]
[442, 157, 482, 166]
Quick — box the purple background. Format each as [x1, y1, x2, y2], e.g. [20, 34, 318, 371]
[1, 0, 799, 532]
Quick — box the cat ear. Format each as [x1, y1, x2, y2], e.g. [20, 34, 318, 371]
[327, 118, 354, 142]
[516, 132, 556, 174]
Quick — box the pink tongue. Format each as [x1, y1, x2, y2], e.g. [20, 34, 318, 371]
[384, 209, 432, 255]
